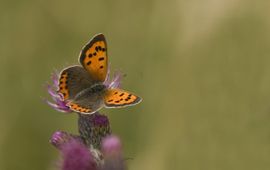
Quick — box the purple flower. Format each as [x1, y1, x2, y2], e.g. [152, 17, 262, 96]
[50, 131, 82, 149]
[52, 134, 126, 170]
[101, 135, 122, 157]
[50, 114, 127, 170]
[61, 140, 97, 170]
[46, 72, 72, 113]
[101, 135, 126, 170]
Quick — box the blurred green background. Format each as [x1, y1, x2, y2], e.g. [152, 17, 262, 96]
[1, 0, 270, 169]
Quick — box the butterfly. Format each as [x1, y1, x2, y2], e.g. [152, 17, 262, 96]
[57, 34, 142, 114]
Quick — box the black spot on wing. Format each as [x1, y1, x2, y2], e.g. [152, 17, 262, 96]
[98, 57, 105, 61]
[87, 61, 91, 65]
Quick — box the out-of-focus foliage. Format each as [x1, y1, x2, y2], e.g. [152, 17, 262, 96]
[1, 0, 270, 170]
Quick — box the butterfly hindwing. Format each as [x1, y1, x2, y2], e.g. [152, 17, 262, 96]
[104, 88, 142, 108]
[67, 85, 106, 114]
[58, 66, 94, 100]
[68, 102, 93, 114]
[79, 33, 108, 82]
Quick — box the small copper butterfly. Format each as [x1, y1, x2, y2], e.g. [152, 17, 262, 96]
[57, 34, 142, 114]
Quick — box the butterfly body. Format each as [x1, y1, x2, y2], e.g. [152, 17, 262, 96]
[57, 34, 141, 114]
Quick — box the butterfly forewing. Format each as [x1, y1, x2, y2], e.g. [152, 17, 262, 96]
[79, 34, 108, 82]
[104, 88, 142, 108]
[58, 66, 94, 101]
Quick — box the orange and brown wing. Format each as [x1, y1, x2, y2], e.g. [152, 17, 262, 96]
[67, 102, 93, 114]
[58, 71, 69, 100]
[104, 88, 142, 108]
[79, 33, 108, 82]
[57, 66, 93, 101]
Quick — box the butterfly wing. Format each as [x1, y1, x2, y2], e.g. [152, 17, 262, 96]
[58, 65, 94, 100]
[67, 102, 93, 114]
[104, 88, 142, 108]
[67, 96, 103, 114]
[79, 33, 108, 82]
[67, 85, 106, 114]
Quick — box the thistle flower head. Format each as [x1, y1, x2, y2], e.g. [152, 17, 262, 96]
[50, 131, 82, 149]
[101, 135, 123, 158]
[61, 140, 97, 170]
[46, 72, 72, 113]
[78, 112, 111, 149]
[101, 135, 126, 170]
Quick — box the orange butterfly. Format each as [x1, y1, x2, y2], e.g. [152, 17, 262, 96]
[57, 34, 142, 114]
